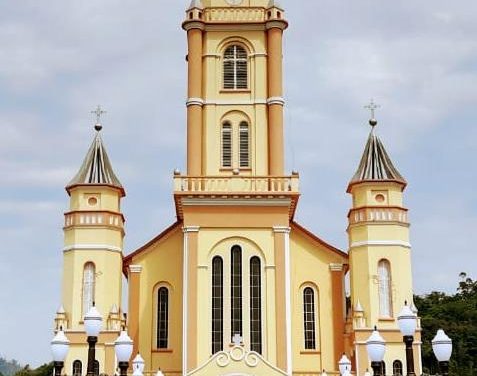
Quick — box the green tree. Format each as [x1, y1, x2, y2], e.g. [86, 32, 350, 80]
[416, 273, 477, 376]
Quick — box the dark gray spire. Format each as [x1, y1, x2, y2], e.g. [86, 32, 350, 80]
[349, 127, 406, 188]
[66, 130, 124, 195]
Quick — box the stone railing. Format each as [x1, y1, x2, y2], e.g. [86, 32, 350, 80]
[173, 175, 299, 194]
[349, 207, 408, 225]
[204, 7, 265, 23]
[64, 211, 123, 228]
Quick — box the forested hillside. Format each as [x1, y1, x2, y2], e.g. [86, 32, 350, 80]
[417, 273, 477, 375]
[0, 358, 21, 376]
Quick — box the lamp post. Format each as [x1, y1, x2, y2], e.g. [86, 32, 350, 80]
[366, 326, 386, 376]
[432, 329, 452, 376]
[114, 329, 134, 376]
[84, 303, 103, 376]
[133, 354, 145, 374]
[51, 327, 70, 376]
[155, 370, 165, 376]
[397, 302, 417, 376]
[338, 354, 351, 375]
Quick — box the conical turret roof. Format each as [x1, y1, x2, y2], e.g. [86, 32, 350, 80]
[66, 129, 124, 195]
[348, 122, 406, 191]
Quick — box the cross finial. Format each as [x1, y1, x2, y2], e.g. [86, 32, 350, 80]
[364, 99, 380, 127]
[91, 105, 107, 131]
[232, 333, 243, 346]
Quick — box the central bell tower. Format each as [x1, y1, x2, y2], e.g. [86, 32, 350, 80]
[183, 0, 288, 177]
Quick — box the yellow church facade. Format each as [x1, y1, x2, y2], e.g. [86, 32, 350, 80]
[54, 1, 422, 375]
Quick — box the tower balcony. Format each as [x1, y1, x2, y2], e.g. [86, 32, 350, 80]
[173, 173, 300, 220]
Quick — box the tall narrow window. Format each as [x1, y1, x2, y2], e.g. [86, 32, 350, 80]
[393, 360, 403, 375]
[231, 246, 242, 339]
[223, 45, 248, 89]
[212, 256, 224, 354]
[378, 259, 393, 317]
[303, 287, 316, 349]
[222, 122, 232, 167]
[72, 360, 82, 376]
[157, 287, 169, 348]
[239, 121, 250, 168]
[82, 262, 95, 317]
[250, 257, 262, 353]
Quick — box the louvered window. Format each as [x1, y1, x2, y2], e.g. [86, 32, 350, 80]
[223, 45, 248, 89]
[378, 259, 393, 317]
[82, 262, 95, 317]
[239, 122, 250, 168]
[222, 122, 232, 167]
[157, 287, 169, 348]
[231, 246, 243, 339]
[250, 257, 262, 353]
[303, 287, 316, 349]
[212, 256, 224, 354]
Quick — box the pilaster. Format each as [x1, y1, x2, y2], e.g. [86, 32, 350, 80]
[329, 263, 346, 367]
[128, 265, 142, 358]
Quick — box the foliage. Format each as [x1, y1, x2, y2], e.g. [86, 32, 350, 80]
[0, 358, 22, 376]
[13, 363, 53, 376]
[416, 272, 477, 376]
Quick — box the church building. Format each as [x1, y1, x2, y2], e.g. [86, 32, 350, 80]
[54, 1, 422, 375]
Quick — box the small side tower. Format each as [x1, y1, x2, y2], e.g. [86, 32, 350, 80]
[347, 111, 421, 375]
[56, 113, 126, 375]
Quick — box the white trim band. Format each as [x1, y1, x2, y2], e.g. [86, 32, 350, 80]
[329, 263, 344, 272]
[186, 98, 204, 107]
[203, 99, 268, 105]
[267, 96, 285, 106]
[129, 265, 143, 274]
[273, 225, 291, 233]
[350, 240, 411, 249]
[183, 225, 200, 233]
[63, 244, 122, 253]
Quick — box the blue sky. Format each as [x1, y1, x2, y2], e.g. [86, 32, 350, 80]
[0, 0, 476, 367]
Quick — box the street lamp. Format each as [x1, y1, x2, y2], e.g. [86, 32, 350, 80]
[132, 354, 145, 373]
[397, 301, 417, 376]
[84, 303, 103, 376]
[338, 354, 351, 375]
[366, 326, 386, 376]
[364, 370, 372, 376]
[432, 329, 452, 376]
[155, 370, 165, 376]
[114, 329, 134, 376]
[321, 370, 327, 376]
[51, 326, 70, 376]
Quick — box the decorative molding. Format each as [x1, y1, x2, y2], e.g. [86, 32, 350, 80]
[250, 52, 268, 57]
[272, 225, 291, 233]
[186, 97, 204, 107]
[63, 244, 122, 253]
[129, 265, 143, 274]
[182, 198, 291, 207]
[350, 240, 411, 249]
[183, 225, 200, 233]
[203, 99, 267, 105]
[267, 96, 285, 106]
[329, 263, 344, 272]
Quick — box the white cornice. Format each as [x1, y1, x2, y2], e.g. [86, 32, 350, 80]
[267, 96, 285, 106]
[63, 244, 122, 253]
[129, 265, 143, 274]
[186, 97, 204, 107]
[272, 225, 290, 233]
[350, 240, 411, 249]
[182, 198, 291, 206]
[203, 99, 268, 105]
[329, 263, 344, 272]
[183, 225, 200, 233]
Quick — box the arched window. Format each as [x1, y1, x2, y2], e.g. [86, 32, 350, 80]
[249, 257, 262, 353]
[378, 259, 393, 317]
[82, 262, 95, 317]
[72, 360, 82, 376]
[239, 121, 250, 168]
[157, 287, 169, 348]
[222, 122, 232, 167]
[212, 256, 224, 354]
[231, 245, 242, 339]
[303, 287, 317, 349]
[223, 45, 248, 89]
[393, 360, 403, 375]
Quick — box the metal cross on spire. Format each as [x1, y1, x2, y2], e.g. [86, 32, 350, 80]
[364, 99, 380, 127]
[91, 105, 107, 131]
